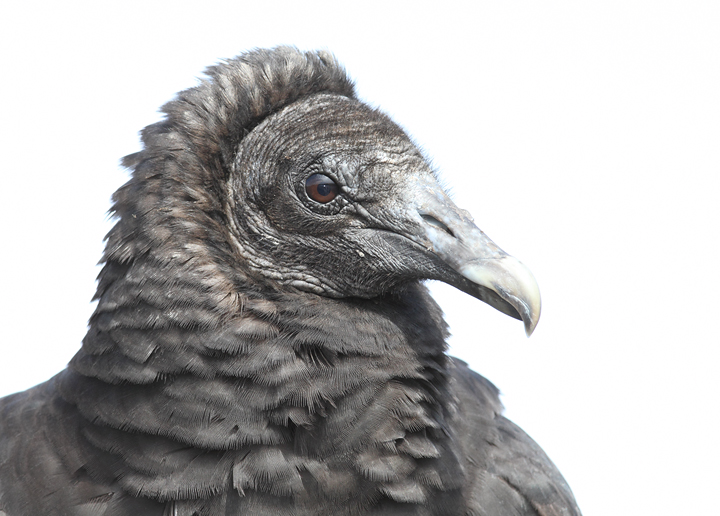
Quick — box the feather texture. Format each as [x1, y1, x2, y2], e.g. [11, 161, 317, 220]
[0, 47, 580, 515]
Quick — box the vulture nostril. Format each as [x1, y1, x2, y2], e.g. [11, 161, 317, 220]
[421, 214, 455, 238]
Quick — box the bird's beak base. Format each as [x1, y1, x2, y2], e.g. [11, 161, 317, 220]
[410, 180, 542, 336]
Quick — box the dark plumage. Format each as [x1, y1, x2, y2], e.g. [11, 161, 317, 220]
[0, 47, 580, 515]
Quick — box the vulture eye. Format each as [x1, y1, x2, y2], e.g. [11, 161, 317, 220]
[305, 174, 339, 203]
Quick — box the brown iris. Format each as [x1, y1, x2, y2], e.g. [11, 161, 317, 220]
[305, 173, 339, 203]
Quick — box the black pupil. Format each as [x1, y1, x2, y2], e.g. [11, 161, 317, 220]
[317, 183, 333, 196]
[306, 173, 338, 203]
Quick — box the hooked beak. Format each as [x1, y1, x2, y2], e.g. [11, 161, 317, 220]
[412, 179, 541, 336]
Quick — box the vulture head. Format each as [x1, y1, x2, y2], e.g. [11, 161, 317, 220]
[110, 47, 539, 338]
[0, 47, 581, 516]
[229, 92, 540, 333]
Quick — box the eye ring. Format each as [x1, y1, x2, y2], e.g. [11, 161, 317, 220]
[305, 173, 339, 203]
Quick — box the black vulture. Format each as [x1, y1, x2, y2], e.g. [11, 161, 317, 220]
[0, 47, 581, 516]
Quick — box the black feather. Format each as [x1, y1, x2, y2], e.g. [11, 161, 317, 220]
[0, 47, 580, 515]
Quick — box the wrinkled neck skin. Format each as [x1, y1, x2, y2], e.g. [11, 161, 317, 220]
[60, 248, 464, 510]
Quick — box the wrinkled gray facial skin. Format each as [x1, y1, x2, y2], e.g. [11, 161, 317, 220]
[226, 93, 540, 335]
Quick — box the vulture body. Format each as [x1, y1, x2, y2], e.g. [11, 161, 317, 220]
[0, 48, 580, 516]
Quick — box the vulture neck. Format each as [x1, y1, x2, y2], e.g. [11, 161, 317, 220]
[56, 247, 467, 507]
[66, 259, 453, 455]
[60, 263, 463, 504]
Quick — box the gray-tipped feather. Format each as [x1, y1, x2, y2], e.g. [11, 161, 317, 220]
[0, 47, 580, 515]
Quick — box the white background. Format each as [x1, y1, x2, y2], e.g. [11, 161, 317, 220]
[1, 2, 718, 514]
